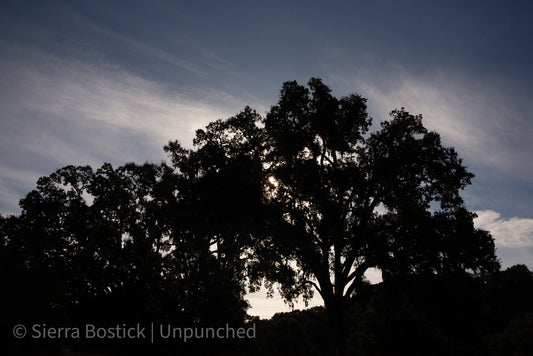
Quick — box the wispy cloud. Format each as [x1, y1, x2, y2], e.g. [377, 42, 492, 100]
[0, 43, 246, 214]
[0, 165, 40, 216]
[329, 70, 533, 179]
[57, 8, 207, 78]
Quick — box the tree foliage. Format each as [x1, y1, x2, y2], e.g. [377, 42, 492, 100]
[1, 160, 253, 354]
[180, 78, 500, 353]
[0, 77, 505, 355]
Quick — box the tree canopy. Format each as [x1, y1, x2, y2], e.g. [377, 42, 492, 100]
[1, 77, 504, 355]
[172, 78, 499, 353]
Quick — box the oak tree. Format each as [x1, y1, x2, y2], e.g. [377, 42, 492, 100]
[185, 78, 499, 354]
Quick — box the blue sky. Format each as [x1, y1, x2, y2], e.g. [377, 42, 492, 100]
[1, 0, 533, 318]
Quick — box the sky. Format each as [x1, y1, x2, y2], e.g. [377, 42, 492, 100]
[1, 0, 533, 318]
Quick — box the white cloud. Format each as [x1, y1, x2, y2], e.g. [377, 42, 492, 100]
[329, 70, 533, 180]
[475, 210, 533, 248]
[1, 44, 242, 147]
[0, 43, 247, 214]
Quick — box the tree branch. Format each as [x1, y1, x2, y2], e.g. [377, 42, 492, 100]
[341, 195, 380, 280]
[344, 259, 372, 297]
[302, 279, 323, 297]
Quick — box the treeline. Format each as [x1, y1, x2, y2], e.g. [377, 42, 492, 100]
[0, 78, 529, 355]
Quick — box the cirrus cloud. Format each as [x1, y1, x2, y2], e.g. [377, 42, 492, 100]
[0, 43, 247, 214]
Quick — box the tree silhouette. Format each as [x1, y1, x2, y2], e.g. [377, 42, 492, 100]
[1, 77, 504, 355]
[164, 137, 263, 326]
[183, 78, 500, 354]
[0, 160, 252, 354]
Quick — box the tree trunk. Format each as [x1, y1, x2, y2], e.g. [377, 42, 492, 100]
[324, 294, 347, 355]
